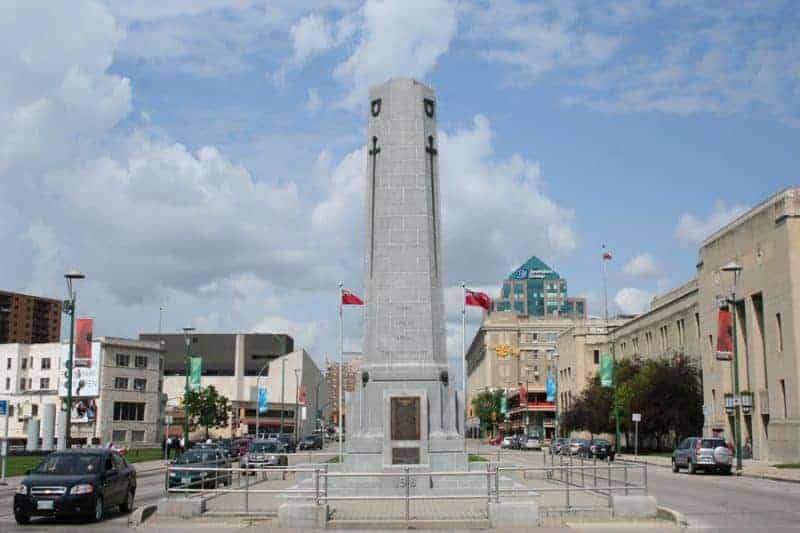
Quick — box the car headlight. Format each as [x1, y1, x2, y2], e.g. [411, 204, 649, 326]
[268, 455, 277, 462]
[70, 484, 94, 495]
[170, 472, 178, 477]
[16, 485, 28, 495]
[199, 472, 207, 478]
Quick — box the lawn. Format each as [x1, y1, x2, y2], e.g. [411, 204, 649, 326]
[774, 463, 800, 469]
[468, 454, 488, 462]
[5, 448, 164, 478]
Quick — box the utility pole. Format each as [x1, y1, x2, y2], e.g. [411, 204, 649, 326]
[182, 327, 195, 444]
[63, 270, 85, 449]
[722, 261, 744, 474]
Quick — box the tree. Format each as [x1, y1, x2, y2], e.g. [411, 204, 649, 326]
[471, 389, 504, 435]
[184, 385, 231, 440]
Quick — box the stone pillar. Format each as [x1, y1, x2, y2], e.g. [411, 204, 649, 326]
[26, 418, 40, 451]
[56, 409, 67, 450]
[41, 404, 56, 450]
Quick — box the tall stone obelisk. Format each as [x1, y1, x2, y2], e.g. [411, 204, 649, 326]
[346, 78, 465, 471]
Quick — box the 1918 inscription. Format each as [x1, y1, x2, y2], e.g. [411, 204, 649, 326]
[391, 397, 420, 441]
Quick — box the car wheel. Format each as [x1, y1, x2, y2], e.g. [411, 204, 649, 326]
[722, 466, 732, 475]
[672, 459, 679, 473]
[120, 486, 135, 513]
[14, 512, 31, 525]
[91, 496, 104, 523]
[688, 460, 696, 475]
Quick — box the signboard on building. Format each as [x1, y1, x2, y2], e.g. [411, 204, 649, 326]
[75, 318, 93, 367]
[0, 400, 7, 416]
[59, 342, 100, 398]
[600, 353, 614, 388]
[189, 357, 202, 390]
[70, 399, 97, 423]
[715, 307, 733, 361]
[632, 413, 641, 422]
[546, 375, 556, 402]
[258, 388, 268, 414]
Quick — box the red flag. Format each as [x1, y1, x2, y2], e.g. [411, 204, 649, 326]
[341, 289, 364, 305]
[602, 250, 613, 261]
[75, 318, 93, 367]
[716, 307, 733, 360]
[299, 385, 307, 405]
[519, 384, 528, 407]
[465, 290, 492, 311]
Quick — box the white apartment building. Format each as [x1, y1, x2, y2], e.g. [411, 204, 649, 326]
[0, 337, 164, 448]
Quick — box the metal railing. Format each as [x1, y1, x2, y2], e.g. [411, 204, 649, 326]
[164, 450, 647, 520]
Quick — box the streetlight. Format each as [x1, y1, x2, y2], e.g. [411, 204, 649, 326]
[721, 261, 743, 474]
[63, 270, 85, 449]
[255, 361, 269, 438]
[182, 327, 195, 443]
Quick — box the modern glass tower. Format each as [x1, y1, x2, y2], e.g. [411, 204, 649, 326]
[495, 256, 586, 318]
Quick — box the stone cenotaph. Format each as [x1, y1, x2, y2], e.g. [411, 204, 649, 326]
[345, 77, 466, 472]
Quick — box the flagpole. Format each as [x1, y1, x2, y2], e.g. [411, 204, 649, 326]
[602, 245, 609, 323]
[338, 281, 344, 462]
[461, 282, 467, 450]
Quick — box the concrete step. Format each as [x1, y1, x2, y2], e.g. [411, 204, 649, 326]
[328, 519, 491, 529]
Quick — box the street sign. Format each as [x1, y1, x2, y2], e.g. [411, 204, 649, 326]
[0, 400, 7, 416]
[632, 413, 641, 422]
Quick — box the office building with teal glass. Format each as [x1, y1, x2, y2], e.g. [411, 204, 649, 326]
[495, 256, 586, 318]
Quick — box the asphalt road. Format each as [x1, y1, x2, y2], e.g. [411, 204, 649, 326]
[486, 445, 800, 531]
[0, 467, 168, 531]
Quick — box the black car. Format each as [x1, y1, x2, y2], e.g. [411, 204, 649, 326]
[589, 439, 615, 460]
[169, 449, 231, 489]
[277, 434, 296, 453]
[14, 448, 136, 525]
[298, 435, 323, 450]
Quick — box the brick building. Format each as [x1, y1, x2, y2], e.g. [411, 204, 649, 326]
[0, 291, 62, 344]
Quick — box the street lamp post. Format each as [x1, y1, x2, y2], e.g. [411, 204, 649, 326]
[182, 327, 195, 444]
[255, 362, 269, 438]
[63, 270, 85, 450]
[722, 261, 744, 474]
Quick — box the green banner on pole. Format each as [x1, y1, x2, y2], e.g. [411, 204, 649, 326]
[600, 353, 614, 388]
[500, 395, 508, 416]
[189, 357, 202, 390]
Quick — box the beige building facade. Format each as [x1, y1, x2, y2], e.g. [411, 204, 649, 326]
[466, 312, 573, 438]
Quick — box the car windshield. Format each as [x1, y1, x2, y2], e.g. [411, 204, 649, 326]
[250, 442, 278, 453]
[34, 453, 103, 475]
[594, 440, 610, 446]
[176, 451, 219, 464]
[701, 439, 726, 448]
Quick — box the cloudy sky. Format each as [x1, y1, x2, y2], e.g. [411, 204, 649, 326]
[2, 1, 798, 384]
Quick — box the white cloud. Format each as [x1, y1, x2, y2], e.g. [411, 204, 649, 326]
[623, 253, 662, 278]
[252, 315, 332, 358]
[334, 0, 457, 108]
[303, 88, 323, 113]
[614, 287, 652, 315]
[290, 13, 337, 66]
[675, 200, 748, 246]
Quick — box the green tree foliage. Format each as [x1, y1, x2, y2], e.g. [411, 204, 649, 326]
[471, 389, 504, 434]
[184, 385, 231, 440]
[561, 354, 702, 449]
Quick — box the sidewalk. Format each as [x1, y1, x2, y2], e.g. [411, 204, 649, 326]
[617, 453, 800, 483]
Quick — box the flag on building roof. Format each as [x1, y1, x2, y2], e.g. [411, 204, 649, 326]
[341, 289, 364, 305]
[465, 289, 492, 311]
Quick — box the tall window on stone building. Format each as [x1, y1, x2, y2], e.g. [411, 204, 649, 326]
[593, 350, 599, 365]
[695, 313, 701, 340]
[752, 293, 767, 389]
[776, 313, 784, 352]
[780, 379, 788, 418]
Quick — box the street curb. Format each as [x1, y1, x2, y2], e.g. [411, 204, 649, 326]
[619, 455, 800, 485]
[657, 506, 688, 528]
[129, 504, 158, 528]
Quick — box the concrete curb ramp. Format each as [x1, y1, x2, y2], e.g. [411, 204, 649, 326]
[129, 504, 158, 527]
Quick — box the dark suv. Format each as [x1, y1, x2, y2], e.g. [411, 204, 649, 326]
[14, 448, 136, 525]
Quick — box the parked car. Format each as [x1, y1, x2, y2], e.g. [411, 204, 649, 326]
[551, 437, 569, 455]
[232, 438, 252, 458]
[13, 448, 136, 525]
[672, 437, 732, 475]
[169, 448, 231, 489]
[589, 439, 615, 460]
[242, 440, 288, 474]
[298, 434, 323, 450]
[568, 438, 590, 456]
[501, 436, 515, 449]
[277, 434, 297, 453]
[523, 436, 542, 451]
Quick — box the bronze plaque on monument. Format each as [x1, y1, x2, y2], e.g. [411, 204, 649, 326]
[392, 447, 420, 464]
[390, 397, 421, 441]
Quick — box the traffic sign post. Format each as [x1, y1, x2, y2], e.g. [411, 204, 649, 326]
[632, 413, 642, 457]
[0, 400, 8, 484]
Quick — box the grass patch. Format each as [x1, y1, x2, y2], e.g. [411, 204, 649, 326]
[327, 456, 341, 463]
[469, 454, 488, 462]
[125, 448, 164, 463]
[5, 456, 44, 478]
[774, 463, 800, 469]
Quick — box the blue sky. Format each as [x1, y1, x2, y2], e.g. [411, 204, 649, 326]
[1, 1, 798, 383]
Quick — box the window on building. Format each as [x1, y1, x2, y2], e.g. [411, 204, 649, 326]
[29, 358, 34, 369]
[27, 378, 31, 390]
[593, 350, 600, 365]
[113, 402, 145, 421]
[8, 405, 13, 417]
[40, 378, 49, 390]
[695, 313, 701, 340]
[21, 359, 26, 370]
[31, 404, 38, 416]
[708, 334, 714, 354]
[4, 378, 8, 390]
[776, 313, 784, 352]
[135, 356, 147, 369]
[41, 358, 50, 370]
[131, 430, 145, 443]
[114, 377, 129, 390]
[133, 379, 147, 392]
[116, 354, 130, 367]
[19, 378, 26, 391]
[6, 358, 10, 370]
[711, 389, 716, 415]
[112, 430, 127, 442]
[780, 379, 788, 418]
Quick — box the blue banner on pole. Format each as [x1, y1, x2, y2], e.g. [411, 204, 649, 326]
[258, 388, 268, 414]
[546, 375, 556, 402]
[0, 400, 7, 416]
